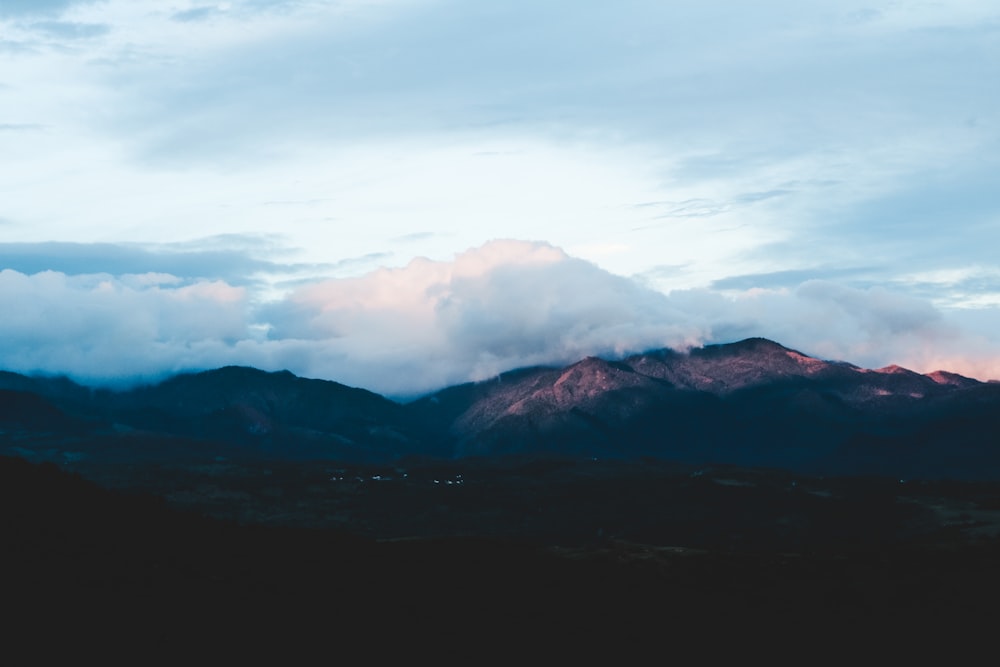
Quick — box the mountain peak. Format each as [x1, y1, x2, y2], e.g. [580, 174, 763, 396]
[927, 370, 980, 388]
[719, 337, 790, 351]
[624, 337, 835, 394]
[874, 364, 921, 377]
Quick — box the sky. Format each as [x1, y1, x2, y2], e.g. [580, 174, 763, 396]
[1, 0, 999, 397]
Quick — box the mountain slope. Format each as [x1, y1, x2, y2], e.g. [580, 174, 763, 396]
[0, 367, 439, 462]
[409, 338, 1000, 476]
[3, 338, 998, 477]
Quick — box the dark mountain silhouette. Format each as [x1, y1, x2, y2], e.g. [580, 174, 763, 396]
[0, 388, 83, 433]
[0, 366, 441, 463]
[2, 337, 999, 478]
[101, 365, 438, 459]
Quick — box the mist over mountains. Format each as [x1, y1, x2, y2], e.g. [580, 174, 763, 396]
[3, 337, 998, 480]
[5, 240, 999, 398]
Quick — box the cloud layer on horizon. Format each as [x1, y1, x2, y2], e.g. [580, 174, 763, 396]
[1, 240, 997, 397]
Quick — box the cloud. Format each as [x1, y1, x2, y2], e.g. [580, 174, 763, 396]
[710, 267, 876, 291]
[0, 240, 704, 395]
[635, 190, 792, 223]
[171, 7, 226, 23]
[261, 240, 705, 394]
[0, 269, 250, 385]
[28, 21, 110, 39]
[0, 1, 101, 18]
[4, 0, 993, 321]
[98, 0, 997, 172]
[666, 280, 1000, 381]
[0, 123, 46, 131]
[171, 1, 316, 23]
[3, 240, 997, 397]
[0, 239, 319, 286]
[0, 41, 36, 54]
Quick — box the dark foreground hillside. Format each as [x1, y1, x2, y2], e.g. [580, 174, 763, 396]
[5, 455, 1000, 661]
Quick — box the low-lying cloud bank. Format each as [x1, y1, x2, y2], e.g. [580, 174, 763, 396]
[1, 240, 997, 397]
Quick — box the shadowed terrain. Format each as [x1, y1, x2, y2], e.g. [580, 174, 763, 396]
[4, 338, 1000, 657]
[5, 454, 1000, 660]
[3, 338, 999, 478]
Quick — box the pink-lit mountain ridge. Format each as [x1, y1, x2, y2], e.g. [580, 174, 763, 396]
[2, 338, 998, 479]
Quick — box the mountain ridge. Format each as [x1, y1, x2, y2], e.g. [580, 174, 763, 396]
[0, 337, 986, 405]
[2, 337, 998, 479]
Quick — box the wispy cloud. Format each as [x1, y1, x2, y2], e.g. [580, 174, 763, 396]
[0, 0, 100, 18]
[711, 267, 877, 291]
[171, 6, 227, 23]
[0, 41, 37, 54]
[0, 123, 47, 131]
[636, 190, 792, 221]
[0, 239, 320, 286]
[28, 21, 110, 39]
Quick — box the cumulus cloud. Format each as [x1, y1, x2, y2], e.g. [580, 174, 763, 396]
[1, 240, 997, 397]
[261, 240, 705, 394]
[1, 240, 704, 395]
[679, 281, 956, 371]
[0, 269, 250, 385]
[679, 280, 1000, 382]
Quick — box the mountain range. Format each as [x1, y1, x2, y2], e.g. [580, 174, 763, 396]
[2, 337, 999, 479]
[6, 337, 1000, 658]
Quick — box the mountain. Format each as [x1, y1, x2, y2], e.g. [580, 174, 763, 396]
[408, 338, 1000, 477]
[0, 388, 90, 434]
[0, 366, 439, 463]
[97, 366, 436, 459]
[8, 342, 1000, 660]
[2, 338, 999, 478]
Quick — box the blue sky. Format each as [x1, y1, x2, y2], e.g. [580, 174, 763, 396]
[1, 0, 999, 396]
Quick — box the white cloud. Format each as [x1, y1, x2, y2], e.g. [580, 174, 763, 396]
[3, 241, 998, 397]
[1, 241, 701, 394]
[670, 279, 1000, 381]
[262, 240, 705, 394]
[0, 269, 249, 384]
